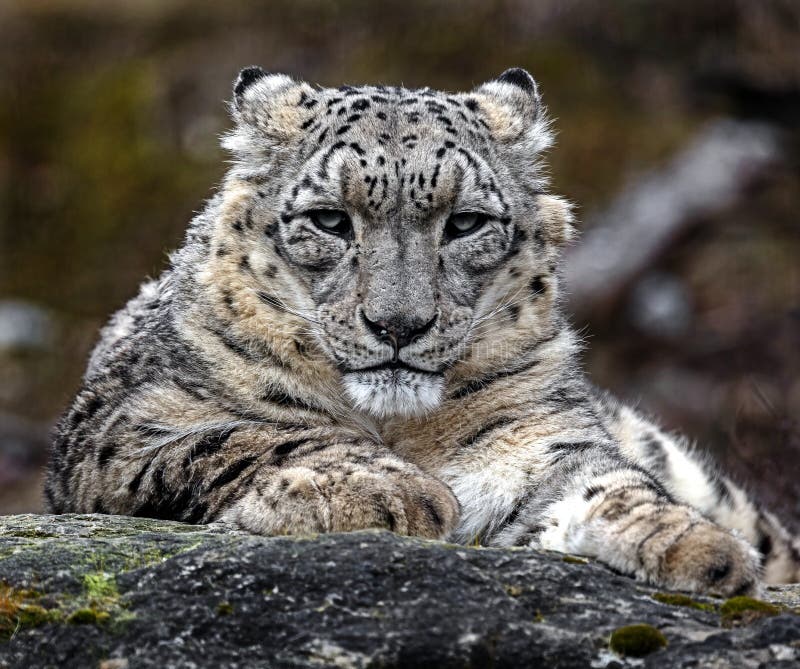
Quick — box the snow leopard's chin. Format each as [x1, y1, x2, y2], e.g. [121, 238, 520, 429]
[342, 368, 444, 418]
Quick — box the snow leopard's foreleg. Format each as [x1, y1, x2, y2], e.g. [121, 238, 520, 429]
[487, 439, 761, 596]
[48, 390, 459, 539]
[601, 399, 800, 584]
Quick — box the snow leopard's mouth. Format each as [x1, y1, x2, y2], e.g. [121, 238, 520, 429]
[345, 360, 439, 375]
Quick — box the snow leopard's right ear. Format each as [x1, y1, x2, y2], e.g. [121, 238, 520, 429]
[470, 68, 552, 154]
[224, 66, 317, 153]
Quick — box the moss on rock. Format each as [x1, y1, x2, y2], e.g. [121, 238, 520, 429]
[609, 623, 667, 657]
[67, 608, 111, 625]
[720, 596, 781, 627]
[84, 572, 118, 601]
[0, 584, 58, 640]
[652, 592, 717, 612]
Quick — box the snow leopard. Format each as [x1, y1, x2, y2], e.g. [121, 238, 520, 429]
[46, 67, 800, 595]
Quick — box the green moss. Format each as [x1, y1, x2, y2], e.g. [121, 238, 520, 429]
[652, 592, 717, 612]
[504, 585, 523, 597]
[1, 585, 60, 640]
[84, 572, 118, 600]
[609, 624, 667, 657]
[17, 604, 57, 626]
[216, 601, 233, 616]
[67, 608, 111, 625]
[720, 596, 781, 626]
[533, 610, 545, 623]
[123, 548, 167, 570]
[562, 555, 589, 565]
[6, 529, 57, 539]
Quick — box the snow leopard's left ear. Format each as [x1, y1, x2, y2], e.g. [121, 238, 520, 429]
[470, 68, 552, 154]
[223, 66, 317, 154]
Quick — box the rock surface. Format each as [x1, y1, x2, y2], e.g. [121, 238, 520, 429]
[0, 514, 798, 668]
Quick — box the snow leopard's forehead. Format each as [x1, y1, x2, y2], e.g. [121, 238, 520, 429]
[291, 84, 494, 159]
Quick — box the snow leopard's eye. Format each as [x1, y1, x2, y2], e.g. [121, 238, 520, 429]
[307, 209, 353, 238]
[444, 212, 489, 240]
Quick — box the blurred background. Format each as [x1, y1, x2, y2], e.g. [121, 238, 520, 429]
[1, 0, 798, 528]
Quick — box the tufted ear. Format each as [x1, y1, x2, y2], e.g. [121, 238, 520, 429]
[471, 68, 552, 153]
[223, 66, 316, 155]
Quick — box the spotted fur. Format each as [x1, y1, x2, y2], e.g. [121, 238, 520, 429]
[46, 67, 799, 595]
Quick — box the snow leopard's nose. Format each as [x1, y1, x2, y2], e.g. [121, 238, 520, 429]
[361, 311, 438, 355]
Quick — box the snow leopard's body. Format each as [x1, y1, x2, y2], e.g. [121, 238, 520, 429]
[46, 68, 799, 593]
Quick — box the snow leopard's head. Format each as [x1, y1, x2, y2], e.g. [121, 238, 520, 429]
[214, 67, 574, 418]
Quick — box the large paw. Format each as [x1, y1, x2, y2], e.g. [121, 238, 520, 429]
[323, 467, 460, 539]
[223, 458, 460, 540]
[642, 517, 761, 596]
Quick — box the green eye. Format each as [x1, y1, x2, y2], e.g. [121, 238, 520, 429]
[308, 209, 353, 237]
[445, 212, 489, 239]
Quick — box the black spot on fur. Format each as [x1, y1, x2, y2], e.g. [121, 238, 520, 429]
[84, 395, 104, 421]
[127, 455, 156, 495]
[459, 415, 517, 449]
[530, 276, 546, 296]
[584, 485, 605, 501]
[206, 456, 258, 493]
[97, 444, 116, 468]
[548, 441, 596, 465]
[270, 437, 313, 465]
[192, 426, 239, 459]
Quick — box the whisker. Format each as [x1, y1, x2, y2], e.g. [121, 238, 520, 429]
[471, 285, 527, 327]
[250, 288, 322, 325]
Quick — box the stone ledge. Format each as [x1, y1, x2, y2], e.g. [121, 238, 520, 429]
[0, 514, 797, 668]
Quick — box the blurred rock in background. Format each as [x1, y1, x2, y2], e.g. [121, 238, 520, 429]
[0, 0, 798, 527]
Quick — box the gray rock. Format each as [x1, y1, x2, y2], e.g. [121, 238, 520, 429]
[0, 301, 54, 351]
[0, 514, 797, 668]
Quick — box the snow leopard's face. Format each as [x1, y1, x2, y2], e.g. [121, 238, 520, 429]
[221, 68, 573, 418]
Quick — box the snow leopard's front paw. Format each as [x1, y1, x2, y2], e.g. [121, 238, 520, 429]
[223, 455, 460, 540]
[647, 518, 761, 596]
[584, 488, 761, 596]
[323, 466, 461, 539]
